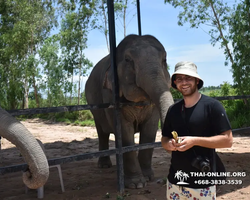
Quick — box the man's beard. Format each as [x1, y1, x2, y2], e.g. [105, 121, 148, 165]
[179, 85, 197, 97]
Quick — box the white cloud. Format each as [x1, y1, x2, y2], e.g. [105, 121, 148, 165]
[167, 43, 233, 86]
[167, 43, 225, 64]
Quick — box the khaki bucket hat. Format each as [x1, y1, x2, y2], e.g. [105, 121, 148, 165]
[171, 61, 204, 90]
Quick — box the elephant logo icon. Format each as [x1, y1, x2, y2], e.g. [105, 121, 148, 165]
[174, 170, 189, 185]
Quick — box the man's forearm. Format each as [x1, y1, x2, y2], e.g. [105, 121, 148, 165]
[194, 130, 233, 149]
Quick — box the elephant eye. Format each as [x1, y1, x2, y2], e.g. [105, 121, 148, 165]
[125, 55, 132, 62]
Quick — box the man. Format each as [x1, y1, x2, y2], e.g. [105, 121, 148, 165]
[161, 61, 233, 199]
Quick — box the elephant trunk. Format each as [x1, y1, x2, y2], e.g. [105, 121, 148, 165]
[0, 107, 49, 189]
[137, 67, 174, 127]
[157, 90, 174, 126]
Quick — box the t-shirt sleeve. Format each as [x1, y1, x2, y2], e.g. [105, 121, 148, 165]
[162, 105, 173, 138]
[211, 101, 232, 135]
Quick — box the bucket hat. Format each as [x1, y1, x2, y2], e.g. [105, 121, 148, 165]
[171, 61, 204, 90]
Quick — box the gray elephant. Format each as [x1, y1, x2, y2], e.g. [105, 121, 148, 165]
[85, 34, 174, 189]
[0, 107, 49, 189]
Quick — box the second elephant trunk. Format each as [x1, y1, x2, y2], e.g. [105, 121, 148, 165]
[0, 107, 49, 189]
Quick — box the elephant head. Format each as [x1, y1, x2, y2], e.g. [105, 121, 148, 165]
[105, 34, 174, 125]
[0, 107, 49, 189]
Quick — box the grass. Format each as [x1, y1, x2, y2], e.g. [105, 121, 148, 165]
[25, 110, 96, 127]
[72, 120, 95, 126]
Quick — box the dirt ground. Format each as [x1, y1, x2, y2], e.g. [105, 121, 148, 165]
[0, 119, 250, 200]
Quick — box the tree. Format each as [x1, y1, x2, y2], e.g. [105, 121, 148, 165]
[92, 0, 136, 52]
[164, 0, 234, 66]
[0, 0, 57, 109]
[60, 1, 94, 104]
[228, 1, 250, 98]
[114, 0, 136, 38]
[39, 36, 66, 107]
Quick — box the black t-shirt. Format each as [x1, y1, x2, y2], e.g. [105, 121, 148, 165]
[162, 94, 231, 188]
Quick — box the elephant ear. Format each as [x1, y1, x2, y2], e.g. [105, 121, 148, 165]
[103, 65, 113, 90]
[103, 65, 123, 97]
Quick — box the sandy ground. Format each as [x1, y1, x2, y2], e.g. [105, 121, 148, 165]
[0, 118, 250, 200]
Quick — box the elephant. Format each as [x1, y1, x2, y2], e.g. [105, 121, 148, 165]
[0, 106, 49, 189]
[85, 34, 174, 189]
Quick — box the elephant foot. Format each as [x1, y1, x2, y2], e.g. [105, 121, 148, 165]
[124, 175, 147, 189]
[98, 156, 112, 168]
[142, 168, 154, 182]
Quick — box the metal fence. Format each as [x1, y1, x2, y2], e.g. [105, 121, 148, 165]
[1, 95, 250, 192]
[1, 0, 250, 194]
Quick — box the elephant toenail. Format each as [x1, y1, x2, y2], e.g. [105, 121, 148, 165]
[137, 183, 144, 188]
[128, 183, 136, 189]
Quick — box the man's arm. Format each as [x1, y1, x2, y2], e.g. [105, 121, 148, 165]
[175, 129, 233, 152]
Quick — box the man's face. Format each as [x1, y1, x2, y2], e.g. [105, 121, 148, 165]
[174, 74, 199, 96]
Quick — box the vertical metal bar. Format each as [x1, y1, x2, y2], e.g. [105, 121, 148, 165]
[137, 0, 142, 35]
[107, 0, 125, 194]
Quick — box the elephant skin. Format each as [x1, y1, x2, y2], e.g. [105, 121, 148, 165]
[85, 34, 174, 189]
[0, 107, 49, 189]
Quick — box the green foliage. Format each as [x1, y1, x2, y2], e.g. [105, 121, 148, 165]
[207, 89, 221, 98]
[0, 0, 57, 109]
[225, 100, 250, 129]
[203, 82, 237, 110]
[220, 82, 236, 109]
[0, 0, 95, 110]
[116, 195, 124, 200]
[204, 83, 250, 129]
[228, 1, 250, 98]
[59, 5, 94, 104]
[73, 120, 95, 126]
[34, 109, 94, 126]
[39, 36, 67, 107]
[170, 87, 182, 101]
[200, 85, 220, 94]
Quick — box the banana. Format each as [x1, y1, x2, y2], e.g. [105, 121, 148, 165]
[171, 131, 178, 141]
[171, 131, 181, 143]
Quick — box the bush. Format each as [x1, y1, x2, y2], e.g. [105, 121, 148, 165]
[225, 100, 250, 129]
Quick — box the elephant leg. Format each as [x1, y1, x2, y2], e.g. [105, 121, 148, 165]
[96, 123, 112, 168]
[122, 122, 146, 189]
[138, 110, 159, 182]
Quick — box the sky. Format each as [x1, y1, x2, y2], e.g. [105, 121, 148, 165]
[82, 1, 234, 90]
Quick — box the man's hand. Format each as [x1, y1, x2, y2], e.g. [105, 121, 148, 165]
[175, 137, 196, 151]
[161, 137, 178, 152]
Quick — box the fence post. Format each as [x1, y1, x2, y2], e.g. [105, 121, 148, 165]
[107, 0, 125, 194]
[137, 0, 142, 36]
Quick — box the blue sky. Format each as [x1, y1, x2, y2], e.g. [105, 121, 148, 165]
[83, 1, 234, 89]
